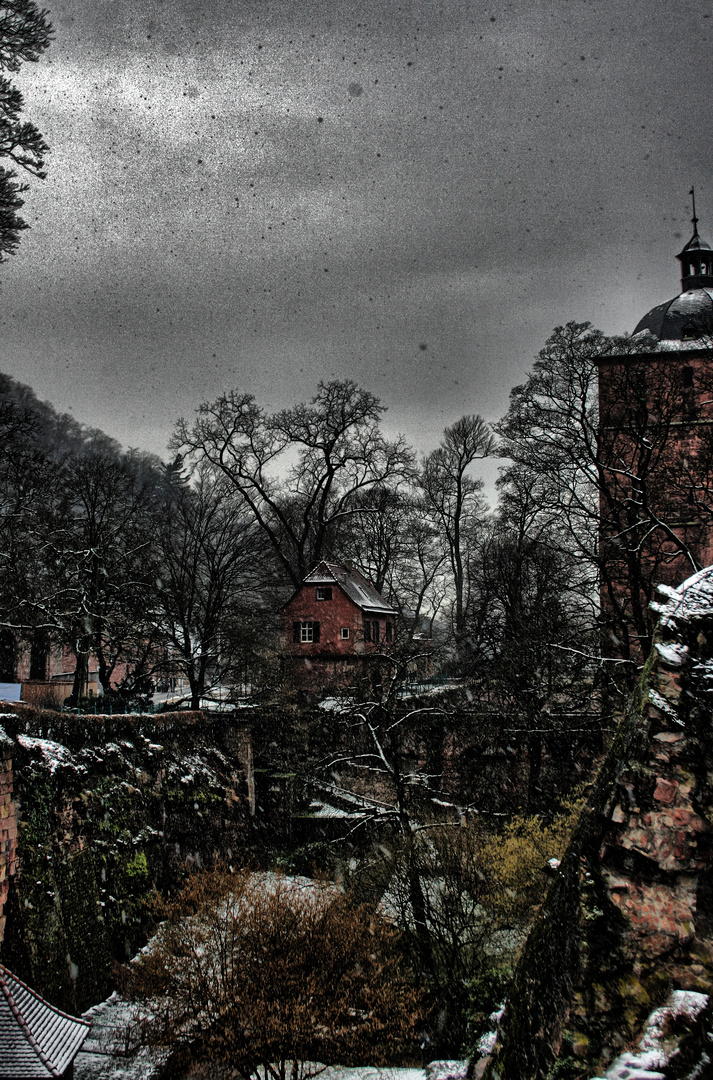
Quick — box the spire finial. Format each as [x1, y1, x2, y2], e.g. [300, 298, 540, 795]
[690, 186, 699, 235]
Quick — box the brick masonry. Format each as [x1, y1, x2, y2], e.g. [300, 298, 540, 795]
[486, 565, 713, 1080]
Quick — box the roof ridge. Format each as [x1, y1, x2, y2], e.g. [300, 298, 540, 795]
[0, 963, 91, 1029]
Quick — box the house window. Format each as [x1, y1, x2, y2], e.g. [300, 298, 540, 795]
[363, 619, 371, 642]
[386, 622, 393, 643]
[293, 621, 320, 643]
[341, 627, 350, 639]
[683, 367, 694, 388]
[316, 587, 332, 601]
[373, 621, 380, 643]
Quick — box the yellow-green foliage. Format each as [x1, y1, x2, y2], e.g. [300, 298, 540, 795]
[124, 850, 149, 883]
[475, 795, 583, 927]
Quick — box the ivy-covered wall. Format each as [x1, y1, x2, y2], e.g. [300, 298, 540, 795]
[485, 568, 713, 1080]
[0, 704, 255, 1014]
[0, 728, 15, 942]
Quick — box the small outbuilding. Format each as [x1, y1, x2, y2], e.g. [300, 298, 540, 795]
[280, 561, 397, 690]
[0, 963, 91, 1080]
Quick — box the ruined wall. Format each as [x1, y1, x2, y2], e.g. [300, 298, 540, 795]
[0, 728, 16, 941]
[0, 704, 255, 1014]
[485, 566, 713, 1080]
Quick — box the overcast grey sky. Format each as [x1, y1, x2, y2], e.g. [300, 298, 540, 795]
[0, 0, 711, 473]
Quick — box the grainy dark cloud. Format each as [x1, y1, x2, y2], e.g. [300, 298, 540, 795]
[0, 0, 711, 467]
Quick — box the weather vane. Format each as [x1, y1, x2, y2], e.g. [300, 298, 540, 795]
[690, 186, 698, 232]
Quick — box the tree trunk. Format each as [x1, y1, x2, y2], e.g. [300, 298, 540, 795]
[70, 644, 90, 704]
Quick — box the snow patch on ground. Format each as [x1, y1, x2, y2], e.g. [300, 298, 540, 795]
[424, 1063, 469, 1080]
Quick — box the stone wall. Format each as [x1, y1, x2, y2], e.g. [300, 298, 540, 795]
[485, 566, 713, 1080]
[0, 704, 255, 1014]
[0, 728, 16, 941]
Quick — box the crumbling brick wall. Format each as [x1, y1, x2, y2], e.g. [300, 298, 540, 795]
[486, 565, 713, 1080]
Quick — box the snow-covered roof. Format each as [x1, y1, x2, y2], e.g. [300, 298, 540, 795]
[0, 964, 91, 1079]
[301, 561, 397, 616]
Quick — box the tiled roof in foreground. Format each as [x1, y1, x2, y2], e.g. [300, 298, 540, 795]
[0, 964, 91, 1078]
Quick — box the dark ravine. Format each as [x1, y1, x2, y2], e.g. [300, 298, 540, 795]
[485, 567, 713, 1080]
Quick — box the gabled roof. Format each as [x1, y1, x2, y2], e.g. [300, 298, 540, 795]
[301, 561, 397, 616]
[0, 964, 91, 1079]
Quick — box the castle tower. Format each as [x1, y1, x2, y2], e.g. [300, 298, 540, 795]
[596, 193, 713, 660]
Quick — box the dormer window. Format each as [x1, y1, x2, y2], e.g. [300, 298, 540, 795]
[316, 587, 332, 601]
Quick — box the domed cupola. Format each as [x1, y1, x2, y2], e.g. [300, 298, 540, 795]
[633, 189, 713, 342]
[676, 189, 713, 292]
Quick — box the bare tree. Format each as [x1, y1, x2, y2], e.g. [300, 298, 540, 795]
[154, 463, 265, 709]
[421, 416, 494, 662]
[334, 485, 450, 640]
[174, 380, 414, 590]
[46, 433, 162, 702]
[314, 644, 582, 1053]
